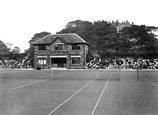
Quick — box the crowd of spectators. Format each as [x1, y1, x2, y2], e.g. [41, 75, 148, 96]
[87, 57, 158, 69]
[0, 59, 21, 69]
[1, 57, 158, 70]
[0, 58, 31, 69]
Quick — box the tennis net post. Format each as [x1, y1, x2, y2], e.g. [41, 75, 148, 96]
[51, 68, 54, 78]
[118, 65, 121, 81]
[137, 67, 139, 81]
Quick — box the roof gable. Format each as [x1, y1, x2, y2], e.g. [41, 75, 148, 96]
[52, 36, 66, 44]
[32, 33, 88, 45]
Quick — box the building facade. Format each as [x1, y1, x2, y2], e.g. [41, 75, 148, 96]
[32, 33, 89, 69]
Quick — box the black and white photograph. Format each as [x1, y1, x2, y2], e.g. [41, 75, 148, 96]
[0, 0, 158, 115]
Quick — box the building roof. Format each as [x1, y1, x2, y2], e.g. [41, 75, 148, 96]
[32, 33, 89, 45]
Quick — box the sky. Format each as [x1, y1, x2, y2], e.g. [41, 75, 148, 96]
[0, 0, 158, 53]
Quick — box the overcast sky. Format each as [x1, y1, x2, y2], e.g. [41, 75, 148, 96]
[0, 0, 158, 52]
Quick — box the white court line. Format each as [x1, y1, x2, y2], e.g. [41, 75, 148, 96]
[47, 72, 105, 115]
[43, 89, 78, 92]
[0, 88, 77, 92]
[140, 74, 158, 88]
[13, 74, 67, 89]
[91, 72, 113, 115]
[13, 78, 53, 89]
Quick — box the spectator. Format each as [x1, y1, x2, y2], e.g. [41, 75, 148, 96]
[87, 57, 158, 69]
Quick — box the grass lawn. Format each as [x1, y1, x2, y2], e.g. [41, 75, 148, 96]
[0, 69, 158, 115]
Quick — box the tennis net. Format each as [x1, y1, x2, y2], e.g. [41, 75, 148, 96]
[0, 69, 121, 81]
[51, 69, 121, 81]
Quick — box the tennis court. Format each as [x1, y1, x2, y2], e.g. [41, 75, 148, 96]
[0, 69, 158, 115]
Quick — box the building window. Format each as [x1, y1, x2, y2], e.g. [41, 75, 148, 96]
[39, 45, 46, 50]
[55, 44, 63, 50]
[72, 58, 80, 64]
[72, 44, 80, 50]
[38, 59, 46, 65]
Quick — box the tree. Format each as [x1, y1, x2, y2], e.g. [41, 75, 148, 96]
[0, 40, 10, 60]
[120, 25, 158, 49]
[24, 49, 29, 53]
[29, 31, 51, 44]
[58, 20, 158, 59]
[5, 43, 13, 52]
[0, 41, 10, 54]
[58, 20, 96, 51]
[12, 46, 21, 54]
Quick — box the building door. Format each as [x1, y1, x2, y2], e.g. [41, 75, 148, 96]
[51, 58, 66, 68]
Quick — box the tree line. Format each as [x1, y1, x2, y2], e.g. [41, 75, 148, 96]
[1, 19, 158, 67]
[0, 41, 22, 61]
[57, 20, 158, 60]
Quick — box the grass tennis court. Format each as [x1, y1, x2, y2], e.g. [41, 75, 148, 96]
[0, 69, 158, 115]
